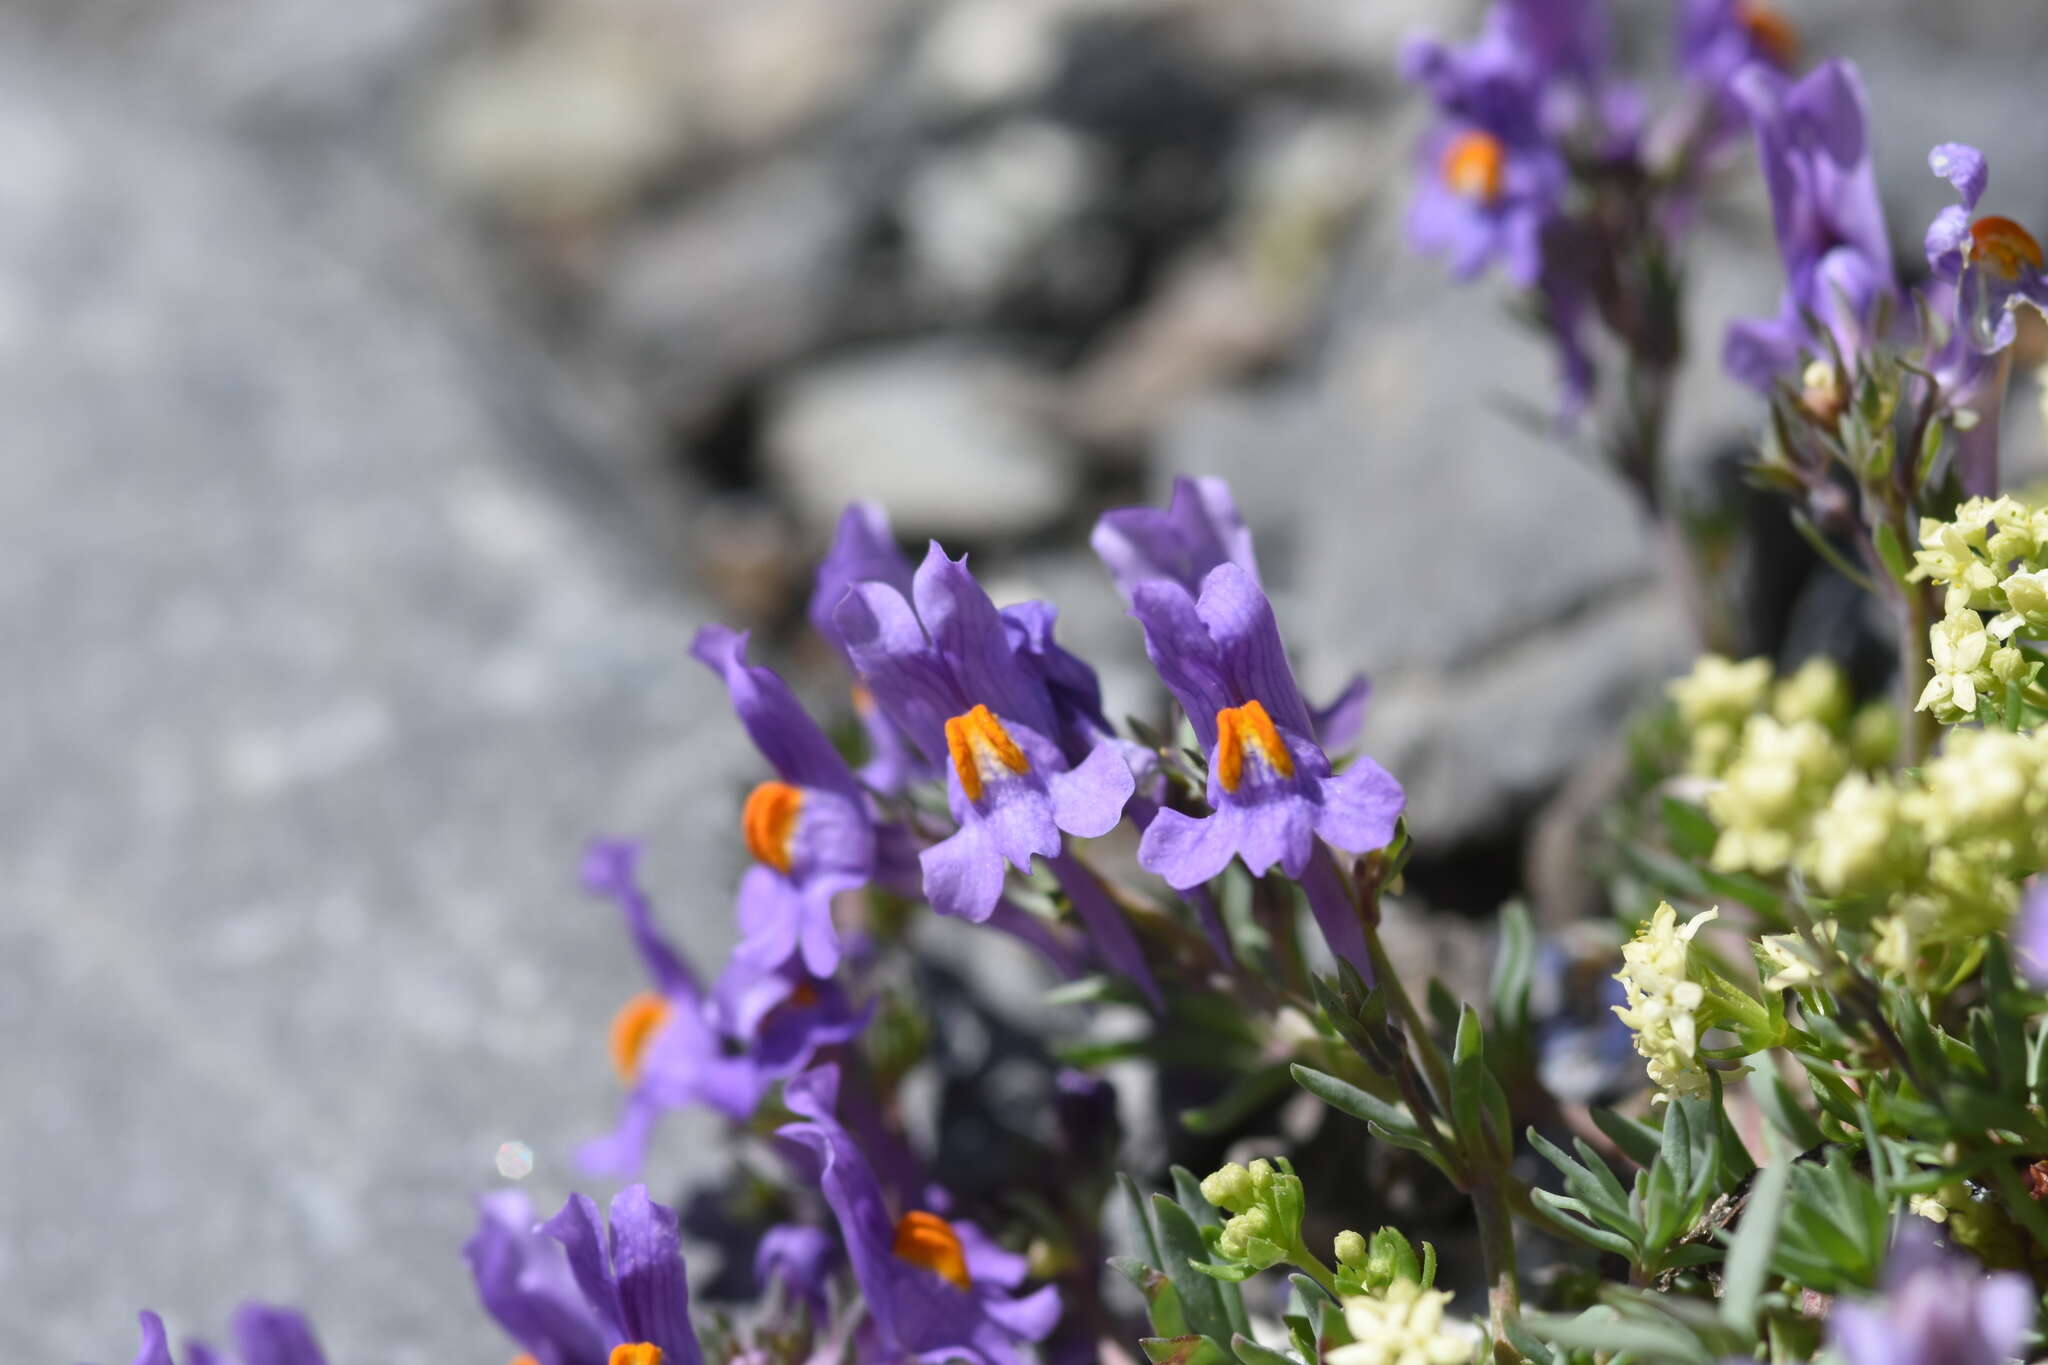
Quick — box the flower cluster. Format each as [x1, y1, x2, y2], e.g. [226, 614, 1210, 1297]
[1912, 495, 2048, 722]
[89, 20, 2048, 1365]
[1611, 901, 1720, 1101]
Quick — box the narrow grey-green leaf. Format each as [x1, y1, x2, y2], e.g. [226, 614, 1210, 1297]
[1718, 1162, 1790, 1332]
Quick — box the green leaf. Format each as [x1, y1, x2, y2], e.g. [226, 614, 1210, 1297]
[1490, 900, 1536, 1033]
[1750, 1065, 1825, 1153]
[1229, 1335, 1299, 1365]
[1152, 1195, 1234, 1342]
[1592, 1107, 1663, 1169]
[1121, 1174, 1163, 1268]
[1112, 1256, 1190, 1337]
[1717, 1162, 1790, 1331]
[1530, 1191, 1638, 1258]
[1874, 520, 1910, 586]
[1141, 1336, 1231, 1365]
[1181, 1065, 1295, 1137]
[1522, 1307, 1713, 1365]
[1290, 1065, 1422, 1141]
[1660, 796, 1719, 861]
[1451, 1005, 1489, 1162]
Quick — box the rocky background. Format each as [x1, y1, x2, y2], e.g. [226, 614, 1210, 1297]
[7, 1, 2048, 1360]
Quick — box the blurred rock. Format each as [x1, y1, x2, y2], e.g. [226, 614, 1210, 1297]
[1070, 249, 1295, 447]
[0, 40, 748, 1365]
[1157, 219, 1685, 845]
[764, 343, 1079, 541]
[915, 0, 1069, 111]
[423, 5, 700, 226]
[1071, 112, 1389, 446]
[904, 120, 1102, 313]
[1368, 585, 1691, 842]
[423, 0, 913, 225]
[596, 157, 863, 427]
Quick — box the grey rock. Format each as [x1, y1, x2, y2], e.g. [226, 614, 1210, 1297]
[0, 44, 751, 1365]
[421, 0, 917, 222]
[1154, 206, 1685, 844]
[1365, 586, 1693, 843]
[903, 120, 1101, 313]
[597, 158, 864, 427]
[764, 342, 1080, 541]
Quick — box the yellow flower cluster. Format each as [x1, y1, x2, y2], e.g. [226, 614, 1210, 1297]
[1912, 496, 2047, 723]
[1874, 728, 2048, 978]
[1326, 1280, 1479, 1365]
[1658, 613, 2048, 995]
[1612, 902, 1719, 1102]
[1707, 715, 1846, 874]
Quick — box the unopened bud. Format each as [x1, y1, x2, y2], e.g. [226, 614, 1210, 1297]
[1334, 1230, 1368, 1268]
[1801, 360, 1844, 422]
[1199, 1163, 1255, 1213]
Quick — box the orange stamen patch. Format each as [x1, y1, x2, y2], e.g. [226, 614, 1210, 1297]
[608, 992, 672, 1083]
[512, 1357, 542, 1365]
[610, 1347, 663, 1365]
[1971, 216, 2045, 279]
[742, 780, 804, 874]
[1737, 1, 1799, 69]
[944, 704, 1030, 803]
[893, 1210, 973, 1290]
[1213, 700, 1295, 794]
[1441, 131, 1506, 206]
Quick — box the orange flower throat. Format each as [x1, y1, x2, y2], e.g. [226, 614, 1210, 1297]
[1970, 216, 2045, 279]
[610, 1346, 663, 1365]
[608, 992, 672, 1082]
[893, 1210, 972, 1290]
[1214, 700, 1294, 794]
[742, 780, 804, 874]
[1441, 131, 1505, 206]
[944, 704, 1030, 803]
[1737, 1, 1798, 69]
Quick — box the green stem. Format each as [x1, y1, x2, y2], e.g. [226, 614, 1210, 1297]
[1287, 1239, 1340, 1297]
[1365, 921, 1456, 1119]
[1471, 1179, 1522, 1342]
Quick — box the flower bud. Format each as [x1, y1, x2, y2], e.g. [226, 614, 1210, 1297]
[1200, 1163, 1255, 1214]
[1801, 360, 1844, 422]
[1334, 1230, 1368, 1269]
[2004, 569, 2048, 626]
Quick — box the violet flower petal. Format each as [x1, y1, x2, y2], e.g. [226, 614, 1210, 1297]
[227, 1305, 328, 1365]
[920, 823, 1007, 923]
[606, 1186, 703, 1365]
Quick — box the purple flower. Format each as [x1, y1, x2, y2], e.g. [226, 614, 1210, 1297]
[756, 1223, 837, 1314]
[1401, 49, 1563, 290]
[97, 1306, 329, 1365]
[1091, 476, 1261, 605]
[539, 1185, 708, 1365]
[1678, 0, 1799, 113]
[468, 1190, 611, 1365]
[810, 503, 924, 795]
[1830, 1220, 2033, 1365]
[1127, 564, 1403, 968]
[1092, 478, 1368, 751]
[2014, 880, 2048, 988]
[579, 841, 868, 1175]
[1920, 276, 2012, 497]
[693, 625, 878, 979]
[833, 545, 1134, 924]
[1724, 60, 1896, 389]
[1926, 142, 2048, 355]
[777, 1067, 1060, 1365]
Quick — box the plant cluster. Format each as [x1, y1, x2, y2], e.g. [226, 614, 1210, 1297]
[92, 4, 2048, 1365]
